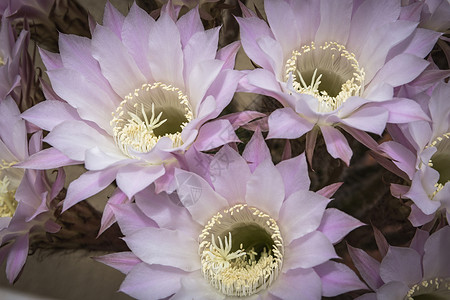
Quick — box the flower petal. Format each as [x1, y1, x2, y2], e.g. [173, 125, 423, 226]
[423, 226, 450, 279]
[63, 167, 118, 212]
[94, 251, 141, 275]
[314, 261, 368, 297]
[172, 270, 225, 300]
[268, 108, 314, 139]
[380, 246, 422, 285]
[269, 268, 322, 300]
[120, 263, 186, 300]
[174, 169, 228, 225]
[285, 231, 338, 270]
[209, 145, 250, 205]
[347, 244, 383, 291]
[123, 227, 200, 272]
[276, 152, 310, 197]
[245, 159, 285, 220]
[243, 129, 271, 172]
[317, 208, 365, 244]
[320, 126, 353, 166]
[279, 190, 330, 244]
[116, 163, 165, 199]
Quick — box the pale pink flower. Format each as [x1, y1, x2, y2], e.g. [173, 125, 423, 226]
[100, 132, 366, 299]
[21, 3, 241, 211]
[237, 0, 433, 165]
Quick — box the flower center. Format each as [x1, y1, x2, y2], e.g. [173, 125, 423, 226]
[0, 160, 20, 218]
[405, 278, 450, 300]
[199, 204, 284, 297]
[0, 55, 4, 66]
[428, 132, 450, 186]
[111, 82, 193, 158]
[285, 41, 365, 113]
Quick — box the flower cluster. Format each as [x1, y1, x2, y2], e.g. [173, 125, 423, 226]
[0, 0, 449, 299]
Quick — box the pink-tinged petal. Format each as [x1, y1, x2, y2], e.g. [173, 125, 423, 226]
[172, 270, 225, 300]
[276, 153, 311, 197]
[347, 0, 400, 55]
[220, 110, 266, 130]
[404, 169, 441, 215]
[376, 281, 410, 300]
[63, 168, 118, 212]
[124, 227, 200, 272]
[347, 244, 383, 290]
[174, 169, 228, 225]
[359, 21, 418, 82]
[58, 34, 117, 102]
[184, 147, 213, 185]
[188, 59, 224, 114]
[184, 27, 220, 86]
[315, 0, 352, 45]
[238, 1, 257, 18]
[39, 48, 62, 70]
[409, 228, 429, 257]
[423, 226, 450, 279]
[85, 146, 126, 171]
[120, 263, 185, 300]
[285, 231, 338, 270]
[21, 100, 82, 131]
[46, 68, 116, 132]
[209, 145, 250, 205]
[244, 69, 290, 106]
[268, 108, 314, 139]
[103, 2, 125, 38]
[112, 203, 157, 236]
[391, 28, 441, 60]
[243, 129, 271, 172]
[380, 247, 422, 285]
[279, 190, 330, 244]
[378, 141, 416, 179]
[176, 7, 203, 47]
[16, 147, 81, 170]
[315, 261, 368, 297]
[320, 126, 352, 166]
[269, 268, 322, 300]
[216, 41, 240, 70]
[0, 97, 27, 160]
[236, 16, 275, 72]
[91, 25, 146, 98]
[193, 119, 239, 151]
[98, 188, 129, 237]
[429, 82, 450, 135]
[245, 159, 285, 220]
[135, 186, 200, 236]
[6, 233, 29, 283]
[265, 0, 300, 60]
[256, 36, 283, 77]
[44, 120, 116, 162]
[148, 12, 184, 88]
[94, 252, 141, 275]
[370, 54, 429, 88]
[116, 164, 165, 199]
[50, 167, 66, 200]
[121, 2, 156, 81]
[372, 226, 389, 258]
[317, 208, 365, 244]
[339, 125, 380, 151]
[340, 106, 389, 135]
[317, 182, 343, 198]
[375, 98, 430, 124]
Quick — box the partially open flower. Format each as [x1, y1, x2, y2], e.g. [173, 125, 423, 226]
[103, 132, 366, 299]
[21, 2, 241, 210]
[350, 226, 450, 300]
[0, 96, 61, 283]
[379, 81, 450, 226]
[237, 0, 434, 165]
